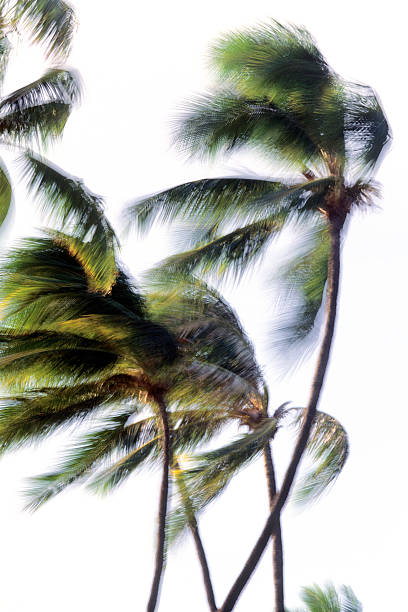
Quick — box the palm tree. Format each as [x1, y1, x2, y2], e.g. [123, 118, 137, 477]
[0, 234, 273, 611]
[290, 583, 362, 612]
[0, 1, 79, 232]
[125, 21, 390, 610]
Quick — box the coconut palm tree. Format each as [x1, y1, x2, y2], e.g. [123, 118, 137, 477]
[0, 219, 350, 612]
[0, 233, 272, 612]
[125, 21, 390, 610]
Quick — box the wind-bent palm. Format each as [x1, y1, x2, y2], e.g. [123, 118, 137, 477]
[0, 231, 276, 611]
[126, 22, 390, 611]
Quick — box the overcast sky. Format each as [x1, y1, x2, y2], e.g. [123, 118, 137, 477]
[0, 1, 406, 611]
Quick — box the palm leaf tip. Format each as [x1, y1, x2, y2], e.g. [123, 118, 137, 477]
[14, 0, 77, 59]
[19, 152, 118, 294]
[293, 410, 349, 507]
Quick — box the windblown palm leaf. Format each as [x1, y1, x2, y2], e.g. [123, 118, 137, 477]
[20, 153, 117, 293]
[294, 583, 362, 612]
[12, 0, 76, 59]
[292, 410, 349, 507]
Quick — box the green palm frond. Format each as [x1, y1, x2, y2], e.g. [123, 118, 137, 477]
[296, 583, 362, 612]
[0, 100, 71, 145]
[293, 410, 349, 507]
[126, 176, 290, 235]
[344, 83, 391, 177]
[23, 407, 153, 511]
[301, 583, 341, 612]
[156, 216, 285, 282]
[272, 220, 330, 362]
[88, 435, 161, 494]
[0, 157, 12, 228]
[0, 237, 143, 328]
[0, 34, 11, 91]
[13, 0, 76, 59]
[0, 68, 81, 114]
[0, 381, 128, 451]
[0, 330, 119, 389]
[211, 21, 332, 102]
[20, 152, 116, 293]
[174, 92, 322, 169]
[167, 418, 277, 544]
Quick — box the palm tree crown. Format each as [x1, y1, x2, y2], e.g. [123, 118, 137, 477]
[126, 20, 390, 353]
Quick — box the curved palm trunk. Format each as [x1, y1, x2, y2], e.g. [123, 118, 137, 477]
[220, 222, 342, 612]
[263, 443, 284, 612]
[147, 394, 171, 612]
[174, 460, 217, 611]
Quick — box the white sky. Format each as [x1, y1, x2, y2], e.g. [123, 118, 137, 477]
[0, 1, 406, 611]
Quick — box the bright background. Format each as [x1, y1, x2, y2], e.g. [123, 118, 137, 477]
[0, 1, 406, 610]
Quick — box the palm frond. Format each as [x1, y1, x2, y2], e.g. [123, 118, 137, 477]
[20, 152, 116, 293]
[344, 83, 391, 177]
[88, 436, 161, 494]
[174, 91, 322, 169]
[0, 100, 71, 145]
[0, 34, 11, 91]
[292, 410, 349, 507]
[0, 68, 80, 146]
[339, 585, 362, 612]
[23, 407, 153, 511]
[13, 0, 76, 59]
[126, 176, 290, 235]
[300, 583, 341, 612]
[0, 157, 12, 228]
[0, 330, 120, 389]
[156, 216, 285, 282]
[211, 20, 332, 102]
[0, 381, 128, 451]
[272, 219, 330, 365]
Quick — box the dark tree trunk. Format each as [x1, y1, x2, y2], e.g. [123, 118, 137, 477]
[174, 460, 218, 611]
[189, 519, 218, 611]
[220, 222, 342, 612]
[263, 443, 284, 612]
[147, 394, 171, 612]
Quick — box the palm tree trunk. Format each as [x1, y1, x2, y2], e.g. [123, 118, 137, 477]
[189, 518, 218, 611]
[263, 443, 284, 612]
[220, 221, 342, 612]
[174, 460, 218, 611]
[147, 394, 171, 612]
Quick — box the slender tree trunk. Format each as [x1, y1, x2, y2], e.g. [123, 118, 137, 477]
[174, 460, 218, 611]
[220, 221, 342, 612]
[189, 518, 218, 611]
[147, 394, 171, 612]
[263, 443, 284, 612]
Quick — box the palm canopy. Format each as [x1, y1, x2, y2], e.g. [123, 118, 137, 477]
[126, 21, 390, 353]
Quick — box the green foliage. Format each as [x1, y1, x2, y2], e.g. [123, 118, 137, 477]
[20, 153, 117, 293]
[293, 410, 349, 507]
[126, 20, 390, 365]
[0, 159, 12, 227]
[294, 583, 362, 612]
[12, 0, 76, 59]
